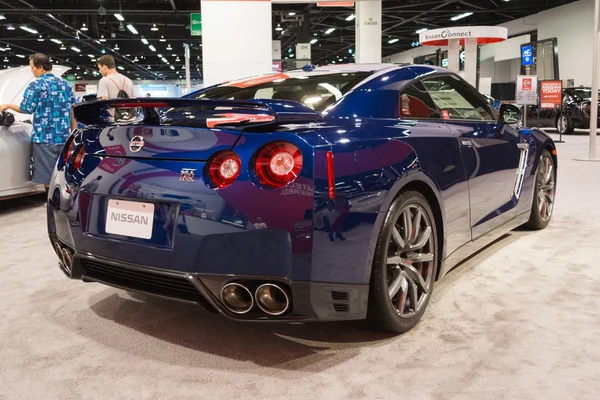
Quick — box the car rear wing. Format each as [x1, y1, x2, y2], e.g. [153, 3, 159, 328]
[72, 97, 323, 128]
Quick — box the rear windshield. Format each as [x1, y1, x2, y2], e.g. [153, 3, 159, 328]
[192, 72, 373, 112]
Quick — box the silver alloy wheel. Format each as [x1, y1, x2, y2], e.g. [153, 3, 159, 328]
[386, 204, 435, 319]
[558, 115, 567, 134]
[538, 154, 555, 222]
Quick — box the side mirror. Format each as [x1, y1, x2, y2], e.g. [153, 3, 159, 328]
[499, 103, 520, 124]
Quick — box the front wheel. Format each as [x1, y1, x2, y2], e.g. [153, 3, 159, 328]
[523, 150, 556, 230]
[367, 191, 438, 334]
[556, 113, 574, 135]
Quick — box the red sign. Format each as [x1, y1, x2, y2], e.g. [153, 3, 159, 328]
[75, 83, 87, 92]
[539, 80, 563, 109]
[522, 78, 532, 91]
[317, 1, 354, 6]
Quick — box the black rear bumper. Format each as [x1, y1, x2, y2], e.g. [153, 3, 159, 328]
[50, 234, 369, 323]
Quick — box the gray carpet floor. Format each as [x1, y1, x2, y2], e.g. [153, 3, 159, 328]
[1, 133, 599, 400]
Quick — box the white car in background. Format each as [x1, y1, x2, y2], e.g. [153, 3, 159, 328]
[0, 65, 69, 200]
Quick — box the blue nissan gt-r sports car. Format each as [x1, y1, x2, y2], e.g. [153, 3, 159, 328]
[48, 64, 557, 333]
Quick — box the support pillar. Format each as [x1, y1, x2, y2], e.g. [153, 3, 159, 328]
[464, 37, 478, 88]
[356, 0, 381, 64]
[447, 39, 460, 73]
[201, 0, 272, 86]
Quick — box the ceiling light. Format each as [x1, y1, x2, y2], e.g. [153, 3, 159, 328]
[51, 38, 62, 44]
[170, 65, 175, 70]
[76, 66, 80, 70]
[388, 38, 400, 44]
[288, 12, 296, 16]
[148, 65, 151, 70]
[87, 54, 95, 58]
[416, 28, 428, 34]
[3, 57, 7, 62]
[149, 45, 156, 51]
[126, 24, 138, 34]
[99, 35, 106, 42]
[310, 38, 318, 45]
[133, 56, 139, 62]
[71, 46, 81, 52]
[117, 66, 124, 70]
[114, 13, 124, 21]
[346, 14, 356, 21]
[20, 25, 38, 34]
[16, 54, 25, 58]
[157, 53, 163, 57]
[81, 23, 88, 31]
[6, 25, 14, 30]
[4, 44, 10, 50]
[114, 44, 120, 50]
[160, 35, 166, 42]
[451, 12, 473, 21]
[60, 45, 66, 50]
[0, 14, 5, 20]
[175, 57, 180, 61]
[38, 35, 44, 42]
[151, 23, 158, 31]
[325, 28, 335, 35]
[166, 44, 172, 50]
[275, 24, 283, 31]
[141, 37, 148, 45]
[162, 57, 168, 63]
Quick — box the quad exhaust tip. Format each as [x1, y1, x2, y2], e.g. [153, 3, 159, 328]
[255, 283, 290, 316]
[220, 283, 254, 314]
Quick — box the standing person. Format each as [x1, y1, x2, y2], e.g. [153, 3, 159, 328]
[0, 53, 76, 189]
[96, 55, 134, 99]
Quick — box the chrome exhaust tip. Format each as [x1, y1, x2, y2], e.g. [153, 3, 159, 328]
[61, 248, 73, 274]
[220, 283, 254, 314]
[255, 283, 290, 316]
[53, 242, 65, 265]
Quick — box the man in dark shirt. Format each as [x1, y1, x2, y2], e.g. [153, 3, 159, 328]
[0, 53, 76, 187]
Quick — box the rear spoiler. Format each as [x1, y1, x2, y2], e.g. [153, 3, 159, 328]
[72, 97, 323, 128]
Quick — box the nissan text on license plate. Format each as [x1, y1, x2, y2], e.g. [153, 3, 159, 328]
[105, 199, 154, 239]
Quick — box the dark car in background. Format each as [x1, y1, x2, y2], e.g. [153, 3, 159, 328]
[527, 87, 600, 135]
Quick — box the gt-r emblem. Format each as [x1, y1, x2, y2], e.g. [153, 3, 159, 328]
[180, 168, 196, 182]
[129, 135, 145, 153]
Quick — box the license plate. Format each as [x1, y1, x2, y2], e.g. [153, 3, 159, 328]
[106, 199, 154, 239]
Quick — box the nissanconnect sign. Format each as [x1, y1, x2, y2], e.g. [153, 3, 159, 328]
[423, 29, 473, 41]
[419, 26, 507, 46]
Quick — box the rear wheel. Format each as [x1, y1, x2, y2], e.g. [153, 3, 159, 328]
[367, 191, 438, 334]
[524, 150, 556, 230]
[556, 113, 574, 135]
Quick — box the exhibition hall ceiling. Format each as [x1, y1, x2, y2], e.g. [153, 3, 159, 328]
[0, 0, 573, 80]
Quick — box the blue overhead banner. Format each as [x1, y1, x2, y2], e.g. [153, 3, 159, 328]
[522, 45, 533, 66]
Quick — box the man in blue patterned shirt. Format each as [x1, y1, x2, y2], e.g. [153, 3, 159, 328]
[0, 53, 76, 187]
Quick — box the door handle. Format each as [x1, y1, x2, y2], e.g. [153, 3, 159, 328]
[460, 139, 472, 147]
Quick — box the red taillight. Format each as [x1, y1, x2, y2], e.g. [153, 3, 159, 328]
[255, 142, 303, 188]
[72, 146, 85, 171]
[62, 135, 75, 164]
[327, 151, 335, 200]
[208, 151, 241, 188]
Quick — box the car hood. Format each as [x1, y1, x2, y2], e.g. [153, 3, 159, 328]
[0, 65, 70, 121]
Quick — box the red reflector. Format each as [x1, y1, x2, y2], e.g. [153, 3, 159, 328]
[327, 151, 335, 200]
[111, 102, 169, 108]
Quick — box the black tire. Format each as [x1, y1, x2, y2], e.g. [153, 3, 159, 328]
[523, 149, 556, 230]
[367, 190, 438, 334]
[556, 113, 574, 135]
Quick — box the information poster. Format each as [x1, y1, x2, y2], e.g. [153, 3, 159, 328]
[539, 80, 562, 109]
[516, 75, 538, 105]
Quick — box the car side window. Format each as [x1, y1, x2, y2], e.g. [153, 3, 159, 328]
[399, 81, 441, 119]
[422, 75, 495, 121]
